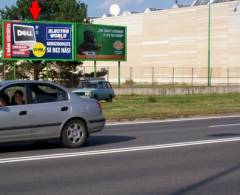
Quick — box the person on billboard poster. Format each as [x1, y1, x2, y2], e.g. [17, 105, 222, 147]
[78, 29, 102, 58]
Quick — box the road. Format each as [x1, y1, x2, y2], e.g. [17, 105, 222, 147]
[0, 116, 240, 195]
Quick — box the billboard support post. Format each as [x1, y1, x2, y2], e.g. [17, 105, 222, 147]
[83, 66, 86, 80]
[45, 61, 49, 80]
[118, 61, 121, 88]
[13, 61, 16, 80]
[3, 63, 6, 80]
[94, 60, 97, 78]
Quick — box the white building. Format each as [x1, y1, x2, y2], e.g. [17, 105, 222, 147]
[84, 0, 240, 85]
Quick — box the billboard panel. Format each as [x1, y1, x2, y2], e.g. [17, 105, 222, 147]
[3, 21, 74, 61]
[76, 24, 126, 61]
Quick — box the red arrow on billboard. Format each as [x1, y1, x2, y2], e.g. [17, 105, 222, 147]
[29, 0, 42, 21]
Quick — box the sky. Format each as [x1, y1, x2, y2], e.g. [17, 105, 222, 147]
[0, 0, 195, 17]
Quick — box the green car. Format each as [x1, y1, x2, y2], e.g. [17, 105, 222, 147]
[73, 80, 115, 102]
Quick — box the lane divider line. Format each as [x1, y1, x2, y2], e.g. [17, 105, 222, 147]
[107, 115, 240, 126]
[209, 123, 240, 128]
[1, 137, 240, 164]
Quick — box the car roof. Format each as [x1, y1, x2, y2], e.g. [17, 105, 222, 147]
[0, 80, 67, 91]
[81, 80, 107, 83]
[0, 80, 56, 85]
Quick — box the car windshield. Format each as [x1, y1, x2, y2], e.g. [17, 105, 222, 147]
[79, 82, 98, 89]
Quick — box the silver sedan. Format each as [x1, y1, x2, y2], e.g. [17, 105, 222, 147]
[0, 80, 105, 148]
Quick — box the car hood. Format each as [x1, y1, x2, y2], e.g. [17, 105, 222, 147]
[73, 88, 96, 93]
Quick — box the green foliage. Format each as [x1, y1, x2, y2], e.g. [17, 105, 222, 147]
[124, 79, 135, 86]
[148, 96, 157, 103]
[0, 0, 88, 82]
[0, 0, 87, 22]
[83, 68, 109, 78]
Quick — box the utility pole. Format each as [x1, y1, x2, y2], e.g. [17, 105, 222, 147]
[94, 61, 97, 78]
[208, 0, 211, 87]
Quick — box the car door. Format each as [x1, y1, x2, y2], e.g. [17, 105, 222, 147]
[0, 84, 33, 142]
[103, 82, 111, 99]
[27, 83, 71, 139]
[106, 82, 115, 97]
[97, 82, 105, 100]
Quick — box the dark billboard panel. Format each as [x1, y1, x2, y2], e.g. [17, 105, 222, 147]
[3, 21, 74, 61]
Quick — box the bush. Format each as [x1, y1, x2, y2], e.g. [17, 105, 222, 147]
[148, 96, 157, 103]
[125, 79, 135, 85]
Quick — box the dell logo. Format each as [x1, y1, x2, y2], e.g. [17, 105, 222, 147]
[17, 30, 33, 37]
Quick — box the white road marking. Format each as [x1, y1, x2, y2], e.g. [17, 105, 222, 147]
[209, 123, 240, 128]
[1, 137, 240, 164]
[106, 115, 240, 126]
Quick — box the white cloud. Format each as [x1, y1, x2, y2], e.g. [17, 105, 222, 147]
[100, 0, 144, 9]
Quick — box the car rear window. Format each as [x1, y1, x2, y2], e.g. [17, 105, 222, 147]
[30, 84, 68, 104]
[79, 82, 98, 88]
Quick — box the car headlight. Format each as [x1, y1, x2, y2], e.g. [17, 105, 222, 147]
[85, 92, 91, 96]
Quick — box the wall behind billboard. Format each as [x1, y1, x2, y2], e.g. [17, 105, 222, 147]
[76, 24, 126, 61]
[3, 21, 74, 61]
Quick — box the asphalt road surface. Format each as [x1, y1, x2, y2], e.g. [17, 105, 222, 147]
[0, 116, 240, 195]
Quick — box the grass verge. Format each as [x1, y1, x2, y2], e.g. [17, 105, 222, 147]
[101, 94, 240, 121]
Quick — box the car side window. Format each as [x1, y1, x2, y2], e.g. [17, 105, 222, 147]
[103, 82, 109, 89]
[30, 84, 68, 104]
[2, 84, 26, 106]
[98, 83, 103, 89]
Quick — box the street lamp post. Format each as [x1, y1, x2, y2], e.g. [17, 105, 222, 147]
[208, 0, 211, 87]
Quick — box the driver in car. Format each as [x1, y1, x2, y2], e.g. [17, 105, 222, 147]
[0, 94, 10, 107]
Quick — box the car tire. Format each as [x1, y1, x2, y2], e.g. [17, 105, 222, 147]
[108, 95, 113, 102]
[93, 94, 98, 100]
[62, 119, 88, 148]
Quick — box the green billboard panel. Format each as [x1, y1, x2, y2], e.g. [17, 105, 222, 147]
[76, 24, 127, 61]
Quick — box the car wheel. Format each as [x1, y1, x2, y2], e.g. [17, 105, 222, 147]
[93, 94, 98, 100]
[62, 119, 88, 148]
[108, 95, 113, 102]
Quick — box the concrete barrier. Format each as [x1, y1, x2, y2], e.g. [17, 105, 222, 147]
[114, 86, 240, 96]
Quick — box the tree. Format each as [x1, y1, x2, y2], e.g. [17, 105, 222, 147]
[83, 68, 109, 78]
[0, 0, 88, 81]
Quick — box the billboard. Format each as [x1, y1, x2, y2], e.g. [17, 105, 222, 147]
[2, 21, 74, 61]
[76, 24, 126, 61]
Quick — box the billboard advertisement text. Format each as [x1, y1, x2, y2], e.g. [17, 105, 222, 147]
[3, 21, 74, 61]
